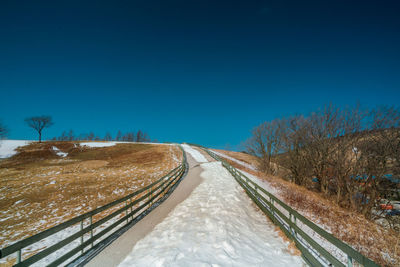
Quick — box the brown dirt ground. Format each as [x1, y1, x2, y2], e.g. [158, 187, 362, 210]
[0, 142, 182, 251]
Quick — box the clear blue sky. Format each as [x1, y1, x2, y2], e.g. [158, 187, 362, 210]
[1, 0, 399, 149]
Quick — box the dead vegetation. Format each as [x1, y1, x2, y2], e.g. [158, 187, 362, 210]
[217, 149, 400, 267]
[212, 149, 257, 167]
[244, 105, 400, 222]
[0, 141, 182, 249]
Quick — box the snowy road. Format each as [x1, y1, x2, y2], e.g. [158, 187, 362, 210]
[118, 146, 304, 266]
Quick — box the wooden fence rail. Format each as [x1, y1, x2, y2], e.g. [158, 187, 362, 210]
[202, 148, 379, 267]
[0, 145, 187, 267]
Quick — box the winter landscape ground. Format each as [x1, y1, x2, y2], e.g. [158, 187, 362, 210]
[0, 140, 182, 266]
[116, 145, 304, 267]
[2, 1, 399, 266]
[0, 141, 398, 266]
[211, 148, 400, 266]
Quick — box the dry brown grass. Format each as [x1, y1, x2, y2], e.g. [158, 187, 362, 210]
[193, 147, 215, 162]
[217, 149, 400, 267]
[213, 149, 258, 166]
[0, 141, 182, 250]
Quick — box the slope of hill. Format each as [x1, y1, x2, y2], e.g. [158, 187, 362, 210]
[214, 149, 400, 266]
[0, 141, 182, 252]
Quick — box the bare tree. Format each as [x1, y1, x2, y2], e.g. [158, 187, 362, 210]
[104, 132, 112, 141]
[141, 131, 150, 142]
[246, 119, 284, 174]
[59, 130, 68, 141]
[87, 132, 95, 141]
[303, 104, 342, 196]
[25, 116, 53, 143]
[330, 105, 366, 206]
[280, 116, 312, 185]
[122, 132, 134, 142]
[78, 133, 86, 140]
[0, 121, 8, 139]
[136, 130, 144, 142]
[136, 130, 150, 142]
[67, 130, 75, 141]
[356, 106, 400, 218]
[245, 104, 400, 224]
[115, 130, 122, 141]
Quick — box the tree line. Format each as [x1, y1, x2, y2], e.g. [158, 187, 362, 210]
[52, 129, 151, 142]
[245, 104, 400, 219]
[0, 116, 153, 143]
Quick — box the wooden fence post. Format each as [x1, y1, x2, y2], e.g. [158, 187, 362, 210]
[16, 250, 21, 264]
[80, 220, 84, 254]
[347, 256, 353, 267]
[125, 200, 129, 223]
[90, 216, 93, 248]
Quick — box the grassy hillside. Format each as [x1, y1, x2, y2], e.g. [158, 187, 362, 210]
[0, 141, 182, 249]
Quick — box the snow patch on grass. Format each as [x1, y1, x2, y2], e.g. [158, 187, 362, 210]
[80, 141, 171, 147]
[0, 140, 31, 158]
[79, 142, 118, 148]
[52, 146, 68, 157]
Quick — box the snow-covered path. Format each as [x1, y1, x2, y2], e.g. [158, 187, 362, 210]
[181, 144, 208, 163]
[119, 151, 304, 266]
